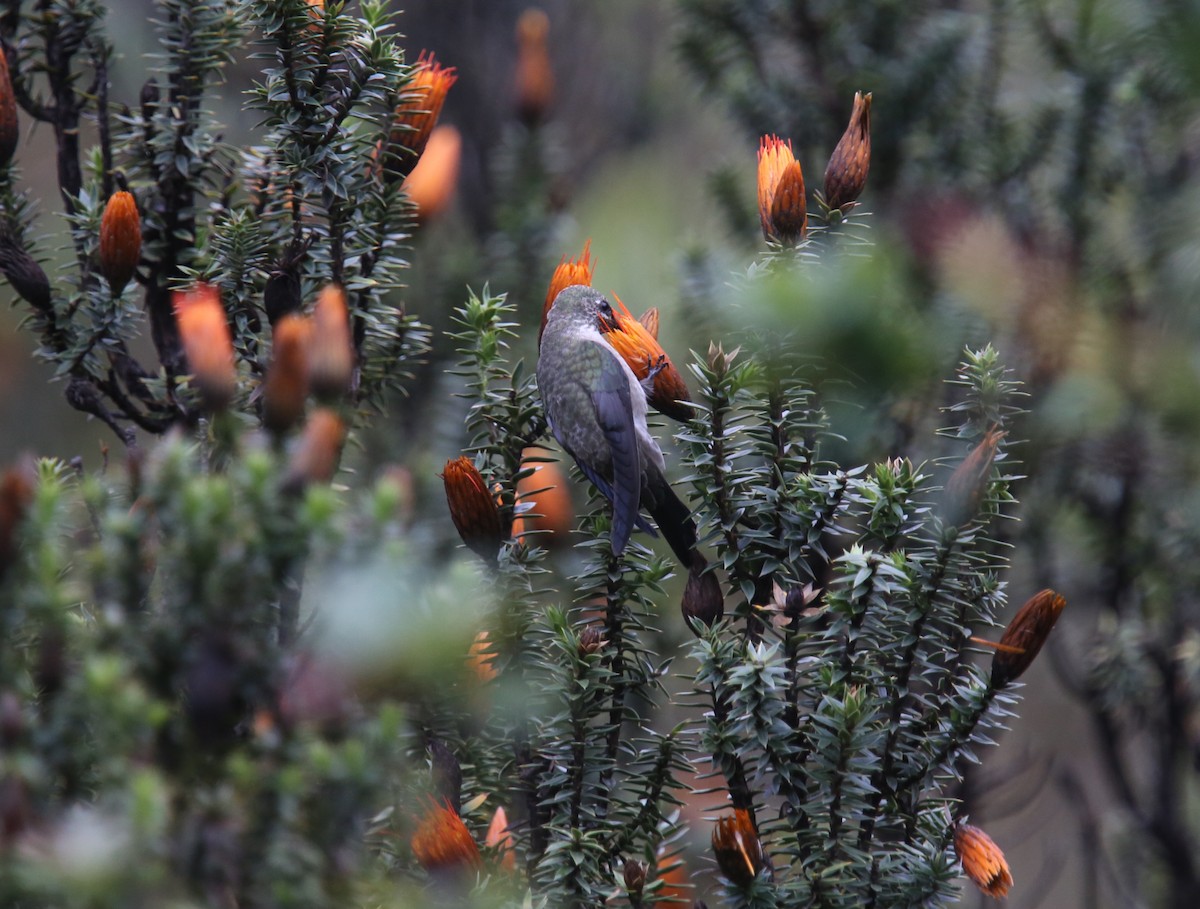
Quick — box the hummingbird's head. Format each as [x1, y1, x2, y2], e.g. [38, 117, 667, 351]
[547, 284, 619, 334]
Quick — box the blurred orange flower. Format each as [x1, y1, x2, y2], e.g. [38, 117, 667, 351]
[758, 135, 807, 244]
[308, 285, 354, 402]
[484, 805, 515, 871]
[262, 313, 312, 435]
[285, 408, 346, 489]
[174, 284, 236, 411]
[402, 124, 461, 222]
[514, 8, 554, 125]
[954, 822, 1013, 898]
[411, 800, 482, 874]
[466, 630, 498, 684]
[540, 239, 594, 344]
[513, 447, 573, 541]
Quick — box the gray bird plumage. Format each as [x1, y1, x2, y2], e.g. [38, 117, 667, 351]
[537, 284, 697, 563]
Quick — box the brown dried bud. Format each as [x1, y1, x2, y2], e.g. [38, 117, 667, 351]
[514, 8, 554, 126]
[308, 285, 354, 402]
[990, 589, 1066, 688]
[264, 265, 302, 326]
[943, 428, 1006, 526]
[0, 691, 23, 746]
[411, 800, 482, 874]
[98, 190, 142, 295]
[682, 554, 724, 634]
[284, 409, 346, 490]
[823, 91, 872, 212]
[954, 822, 1013, 898]
[262, 314, 312, 435]
[578, 625, 607, 657]
[0, 774, 31, 846]
[623, 858, 648, 897]
[711, 808, 763, 886]
[442, 456, 505, 562]
[0, 463, 33, 584]
[0, 47, 19, 168]
[637, 306, 659, 340]
[174, 284, 237, 411]
[0, 237, 51, 312]
[540, 240, 594, 344]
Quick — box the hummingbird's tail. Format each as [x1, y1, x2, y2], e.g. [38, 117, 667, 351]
[643, 471, 698, 566]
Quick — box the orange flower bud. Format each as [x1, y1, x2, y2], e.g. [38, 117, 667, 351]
[402, 124, 461, 222]
[954, 822, 1013, 898]
[0, 47, 18, 168]
[943, 427, 1006, 526]
[513, 8, 554, 126]
[513, 447, 573, 542]
[606, 294, 692, 422]
[484, 805, 515, 871]
[285, 409, 346, 489]
[539, 239, 594, 344]
[466, 630, 498, 683]
[990, 589, 1066, 688]
[757, 135, 807, 244]
[99, 190, 142, 295]
[262, 314, 312, 435]
[383, 51, 457, 182]
[411, 800, 482, 874]
[711, 808, 764, 886]
[442, 456, 505, 562]
[823, 91, 872, 212]
[308, 285, 354, 402]
[174, 284, 236, 411]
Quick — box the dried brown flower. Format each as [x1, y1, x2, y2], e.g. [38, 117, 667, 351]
[623, 858, 648, 897]
[0, 464, 33, 584]
[711, 808, 764, 886]
[174, 284, 237, 411]
[954, 822, 1013, 898]
[990, 589, 1066, 688]
[0, 48, 18, 168]
[578, 625, 607, 656]
[442, 456, 505, 562]
[682, 553, 724, 634]
[943, 427, 1006, 526]
[99, 190, 142, 295]
[823, 91, 872, 212]
[0, 236, 51, 312]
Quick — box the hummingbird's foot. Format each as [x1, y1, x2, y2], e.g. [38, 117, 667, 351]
[644, 354, 667, 383]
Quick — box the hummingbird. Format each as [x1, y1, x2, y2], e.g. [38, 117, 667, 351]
[537, 284, 697, 564]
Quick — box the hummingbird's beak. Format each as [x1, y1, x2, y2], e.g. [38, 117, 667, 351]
[597, 307, 620, 334]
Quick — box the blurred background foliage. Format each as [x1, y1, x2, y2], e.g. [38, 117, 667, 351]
[1, 0, 1199, 908]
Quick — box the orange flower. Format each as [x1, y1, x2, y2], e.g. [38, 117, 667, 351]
[539, 239, 594, 344]
[711, 808, 764, 886]
[411, 800, 482, 874]
[442, 456, 505, 562]
[823, 91, 872, 212]
[262, 313, 311, 435]
[285, 409, 346, 489]
[402, 124, 461, 222]
[466, 630, 498, 683]
[605, 294, 692, 422]
[512, 446, 573, 541]
[990, 589, 1066, 688]
[513, 8, 554, 125]
[954, 822, 1013, 898]
[174, 284, 236, 411]
[0, 47, 18, 168]
[383, 51, 458, 181]
[943, 427, 1006, 526]
[757, 135, 807, 244]
[99, 190, 142, 295]
[484, 805, 515, 871]
[307, 285, 354, 402]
